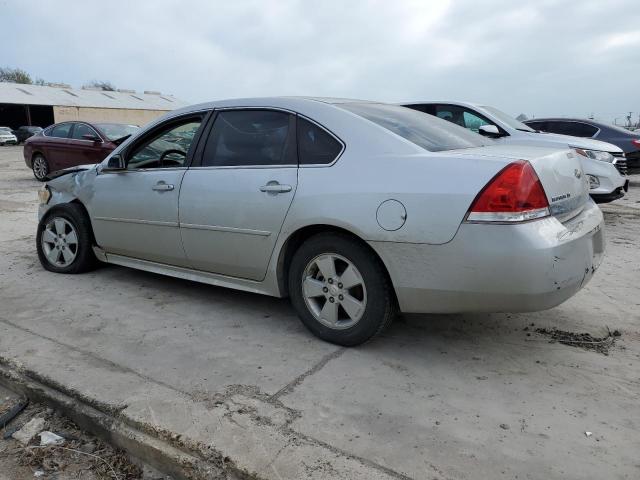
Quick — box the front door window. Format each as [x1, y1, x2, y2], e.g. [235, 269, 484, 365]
[127, 120, 202, 169]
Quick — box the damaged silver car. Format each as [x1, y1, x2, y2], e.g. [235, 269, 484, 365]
[36, 97, 605, 346]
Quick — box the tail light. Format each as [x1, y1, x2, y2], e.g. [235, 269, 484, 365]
[466, 160, 550, 223]
[632, 139, 640, 148]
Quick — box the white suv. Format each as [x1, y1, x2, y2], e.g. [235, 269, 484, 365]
[403, 102, 629, 203]
[0, 127, 18, 146]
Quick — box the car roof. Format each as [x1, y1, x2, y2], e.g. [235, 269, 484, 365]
[399, 100, 483, 108]
[169, 96, 377, 116]
[524, 117, 610, 127]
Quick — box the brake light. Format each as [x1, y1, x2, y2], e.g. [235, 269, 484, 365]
[632, 139, 640, 148]
[466, 160, 550, 223]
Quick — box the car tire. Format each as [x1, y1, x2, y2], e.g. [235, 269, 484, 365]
[32, 154, 49, 181]
[37, 203, 98, 274]
[288, 233, 396, 346]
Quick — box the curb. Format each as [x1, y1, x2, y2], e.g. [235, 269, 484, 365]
[0, 363, 239, 480]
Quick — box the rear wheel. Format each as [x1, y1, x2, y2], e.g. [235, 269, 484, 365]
[288, 233, 396, 346]
[37, 204, 97, 274]
[32, 154, 49, 181]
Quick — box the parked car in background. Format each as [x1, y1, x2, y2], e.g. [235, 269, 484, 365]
[0, 127, 18, 145]
[403, 101, 629, 203]
[13, 126, 43, 143]
[36, 98, 604, 346]
[24, 122, 139, 180]
[524, 118, 640, 170]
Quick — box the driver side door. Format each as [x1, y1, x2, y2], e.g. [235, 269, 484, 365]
[89, 112, 208, 266]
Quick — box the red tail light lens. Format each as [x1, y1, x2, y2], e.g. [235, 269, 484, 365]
[631, 139, 640, 148]
[467, 160, 550, 223]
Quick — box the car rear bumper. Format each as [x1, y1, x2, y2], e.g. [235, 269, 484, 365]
[370, 200, 605, 313]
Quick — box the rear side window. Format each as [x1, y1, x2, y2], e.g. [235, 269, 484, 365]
[50, 123, 72, 138]
[341, 103, 486, 152]
[297, 117, 343, 165]
[202, 110, 295, 167]
[526, 121, 547, 132]
[550, 121, 598, 138]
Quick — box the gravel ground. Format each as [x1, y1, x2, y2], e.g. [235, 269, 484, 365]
[1, 145, 639, 480]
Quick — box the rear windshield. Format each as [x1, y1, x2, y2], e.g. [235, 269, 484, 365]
[339, 103, 487, 152]
[95, 123, 139, 141]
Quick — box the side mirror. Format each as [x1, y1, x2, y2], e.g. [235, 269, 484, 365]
[101, 154, 125, 172]
[82, 133, 101, 142]
[478, 124, 503, 138]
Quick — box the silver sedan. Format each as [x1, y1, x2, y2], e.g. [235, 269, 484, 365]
[36, 97, 605, 346]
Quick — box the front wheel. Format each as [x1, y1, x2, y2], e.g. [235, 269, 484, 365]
[37, 204, 97, 274]
[288, 233, 396, 346]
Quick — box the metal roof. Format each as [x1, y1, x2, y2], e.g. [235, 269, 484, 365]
[0, 82, 189, 111]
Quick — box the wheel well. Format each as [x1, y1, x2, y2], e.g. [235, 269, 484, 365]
[277, 225, 396, 301]
[68, 200, 97, 245]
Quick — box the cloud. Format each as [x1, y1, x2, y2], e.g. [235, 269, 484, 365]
[598, 30, 640, 51]
[0, 0, 638, 121]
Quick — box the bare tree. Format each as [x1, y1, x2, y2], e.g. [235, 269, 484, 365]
[84, 80, 116, 91]
[0, 67, 33, 84]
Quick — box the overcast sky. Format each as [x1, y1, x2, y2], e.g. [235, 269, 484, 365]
[1, 0, 638, 123]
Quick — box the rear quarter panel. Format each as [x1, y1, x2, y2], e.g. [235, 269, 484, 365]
[283, 150, 510, 245]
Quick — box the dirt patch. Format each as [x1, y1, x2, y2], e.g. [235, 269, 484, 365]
[535, 327, 621, 355]
[1, 401, 145, 480]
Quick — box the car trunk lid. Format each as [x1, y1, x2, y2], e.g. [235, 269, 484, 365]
[453, 145, 590, 223]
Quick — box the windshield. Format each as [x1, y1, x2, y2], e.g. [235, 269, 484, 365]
[339, 103, 487, 152]
[95, 123, 139, 141]
[0, 127, 12, 134]
[479, 106, 536, 132]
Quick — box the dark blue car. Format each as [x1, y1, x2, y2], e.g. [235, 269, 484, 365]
[525, 118, 640, 170]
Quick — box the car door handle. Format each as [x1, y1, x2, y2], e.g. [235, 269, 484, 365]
[260, 183, 292, 193]
[152, 183, 174, 191]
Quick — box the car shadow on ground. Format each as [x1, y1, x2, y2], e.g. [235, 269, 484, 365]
[96, 261, 542, 360]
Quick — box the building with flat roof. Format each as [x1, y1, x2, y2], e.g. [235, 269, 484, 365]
[0, 82, 189, 129]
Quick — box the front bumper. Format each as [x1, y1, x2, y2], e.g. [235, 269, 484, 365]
[0, 137, 17, 145]
[625, 150, 640, 170]
[370, 200, 605, 313]
[591, 180, 628, 204]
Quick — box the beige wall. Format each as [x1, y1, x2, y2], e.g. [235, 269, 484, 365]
[53, 106, 170, 127]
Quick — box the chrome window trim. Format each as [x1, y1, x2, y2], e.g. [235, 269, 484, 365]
[188, 165, 297, 170]
[125, 166, 187, 173]
[99, 166, 188, 174]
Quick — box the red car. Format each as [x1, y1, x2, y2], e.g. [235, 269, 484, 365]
[24, 121, 139, 181]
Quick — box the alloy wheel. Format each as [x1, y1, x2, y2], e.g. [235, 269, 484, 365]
[33, 156, 48, 180]
[41, 217, 79, 267]
[301, 253, 367, 330]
